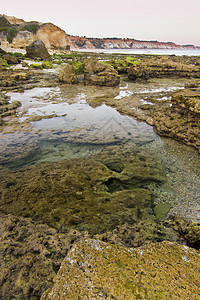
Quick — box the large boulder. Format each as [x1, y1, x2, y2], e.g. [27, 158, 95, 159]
[58, 64, 78, 84]
[26, 39, 51, 61]
[41, 239, 200, 299]
[84, 59, 120, 87]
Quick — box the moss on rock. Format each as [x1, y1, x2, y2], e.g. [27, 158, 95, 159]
[41, 239, 200, 300]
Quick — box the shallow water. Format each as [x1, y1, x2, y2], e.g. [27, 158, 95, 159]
[1, 78, 200, 222]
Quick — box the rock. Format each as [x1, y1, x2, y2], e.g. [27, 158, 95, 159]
[3, 53, 18, 64]
[128, 64, 149, 81]
[84, 59, 120, 87]
[0, 47, 6, 55]
[26, 39, 51, 61]
[0, 145, 166, 235]
[41, 239, 200, 299]
[36, 23, 70, 50]
[0, 213, 83, 299]
[172, 82, 200, 114]
[153, 202, 171, 221]
[58, 64, 78, 84]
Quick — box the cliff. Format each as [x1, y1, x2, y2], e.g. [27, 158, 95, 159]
[0, 15, 70, 50]
[68, 35, 198, 50]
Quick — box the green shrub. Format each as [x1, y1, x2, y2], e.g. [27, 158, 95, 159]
[29, 63, 43, 69]
[42, 61, 53, 69]
[0, 27, 18, 43]
[20, 23, 40, 34]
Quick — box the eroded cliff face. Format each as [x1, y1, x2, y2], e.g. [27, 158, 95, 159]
[68, 35, 198, 50]
[0, 15, 70, 50]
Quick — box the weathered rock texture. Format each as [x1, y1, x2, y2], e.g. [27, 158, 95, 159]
[0, 213, 83, 299]
[26, 39, 51, 61]
[41, 239, 200, 299]
[35, 23, 70, 50]
[84, 59, 120, 86]
[59, 64, 78, 84]
[0, 145, 165, 234]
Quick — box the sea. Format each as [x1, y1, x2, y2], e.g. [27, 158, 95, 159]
[75, 48, 200, 56]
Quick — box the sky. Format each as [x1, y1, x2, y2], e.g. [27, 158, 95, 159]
[1, 0, 200, 46]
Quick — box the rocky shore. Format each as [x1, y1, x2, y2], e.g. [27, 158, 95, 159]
[0, 42, 200, 299]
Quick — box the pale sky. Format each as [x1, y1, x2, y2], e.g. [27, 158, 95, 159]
[1, 0, 200, 46]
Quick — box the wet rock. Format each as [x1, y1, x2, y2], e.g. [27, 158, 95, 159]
[95, 219, 179, 247]
[128, 64, 149, 81]
[153, 202, 171, 221]
[26, 39, 51, 61]
[0, 213, 83, 299]
[172, 81, 200, 114]
[84, 59, 120, 87]
[41, 239, 200, 299]
[0, 92, 21, 127]
[0, 145, 166, 235]
[3, 53, 19, 64]
[58, 64, 78, 84]
[172, 216, 200, 249]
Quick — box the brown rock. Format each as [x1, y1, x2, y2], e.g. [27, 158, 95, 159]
[26, 39, 51, 61]
[36, 23, 70, 50]
[41, 239, 200, 299]
[58, 64, 78, 84]
[84, 59, 120, 87]
[0, 213, 83, 299]
[3, 54, 18, 64]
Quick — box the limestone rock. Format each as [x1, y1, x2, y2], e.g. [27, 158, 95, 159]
[26, 39, 51, 61]
[84, 59, 120, 87]
[41, 239, 200, 299]
[0, 213, 83, 299]
[58, 64, 78, 84]
[172, 81, 200, 114]
[128, 64, 149, 81]
[36, 23, 70, 50]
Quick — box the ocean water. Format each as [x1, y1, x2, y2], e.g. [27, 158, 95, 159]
[75, 48, 200, 56]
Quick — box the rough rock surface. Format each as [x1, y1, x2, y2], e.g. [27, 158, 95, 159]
[41, 238, 200, 300]
[0, 213, 83, 300]
[128, 56, 200, 81]
[84, 59, 120, 86]
[58, 64, 78, 84]
[0, 145, 166, 234]
[0, 91, 21, 126]
[26, 39, 51, 61]
[35, 23, 70, 50]
[172, 81, 200, 114]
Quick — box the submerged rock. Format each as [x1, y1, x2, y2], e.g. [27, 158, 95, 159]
[26, 39, 51, 61]
[58, 64, 78, 84]
[41, 238, 200, 299]
[0, 145, 166, 235]
[84, 59, 120, 87]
